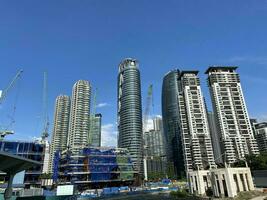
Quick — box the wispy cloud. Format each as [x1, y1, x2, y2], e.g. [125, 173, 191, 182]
[96, 102, 110, 108]
[227, 56, 267, 65]
[101, 123, 117, 147]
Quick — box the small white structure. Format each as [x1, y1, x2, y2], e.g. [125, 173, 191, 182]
[56, 185, 74, 196]
[188, 167, 254, 198]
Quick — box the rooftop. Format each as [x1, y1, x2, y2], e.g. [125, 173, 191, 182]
[205, 66, 238, 74]
[178, 70, 199, 80]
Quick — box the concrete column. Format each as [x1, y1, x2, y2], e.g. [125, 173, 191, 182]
[4, 173, 15, 200]
[190, 176, 195, 193]
[196, 172, 205, 195]
[210, 172, 219, 197]
[225, 168, 236, 198]
[242, 173, 248, 191]
[236, 172, 243, 191]
[246, 170, 254, 190]
[188, 173, 194, 194]
[218, 175, 225, 197]
[192, 175, 197, 193]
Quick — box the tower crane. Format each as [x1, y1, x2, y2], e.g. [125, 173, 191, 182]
[41, 71, 49, 142]
[143, 84, 154, 181]
[0, 69, 23, 140]
[143, 84, 153, 132]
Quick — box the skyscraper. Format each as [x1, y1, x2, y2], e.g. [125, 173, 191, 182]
[253, 122, 267, 153]
[206, 66, 259, 164]
[117, 58, 143, 174]
[177, 71, 215, 172]
[49, 95, 71, 172]
[89, 113, 102, 147]
[68, 80, 91, 152]
[144, 117, 166, 158]
[144, 116, 167, 178]
[162, 69, 184, 178]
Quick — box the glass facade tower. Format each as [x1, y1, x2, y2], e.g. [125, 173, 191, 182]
[162, 69, 184, 178]
[117, 58, 143, 174]
[89, 113, 102, 147]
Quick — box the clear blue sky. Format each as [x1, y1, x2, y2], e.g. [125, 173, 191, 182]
[1, 0, 267, 145]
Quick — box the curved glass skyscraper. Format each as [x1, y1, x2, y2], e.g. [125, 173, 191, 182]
[117, 58, 143, 174]
[162, 69, 185, 178]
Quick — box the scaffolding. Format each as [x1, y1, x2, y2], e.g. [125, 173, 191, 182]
[53, 147, 135, 186]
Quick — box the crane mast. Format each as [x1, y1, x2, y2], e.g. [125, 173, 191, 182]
[41, 71, 49, 142]
[143, 84, 153, 181]
[143, 84, 153, 132]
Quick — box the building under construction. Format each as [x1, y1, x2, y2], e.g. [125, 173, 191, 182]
[53, 147, 135, 190]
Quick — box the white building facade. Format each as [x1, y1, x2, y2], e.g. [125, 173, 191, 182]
[177, 71, 216, 172]
[189, 167, 254, 198]
[49, 95, 71, 173]
[68, 80, 91, 153]
[206, 67, 259, 164]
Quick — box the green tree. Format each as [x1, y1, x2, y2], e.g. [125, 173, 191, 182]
[246, 153, 267, 170]
[233, 153, 267, 170]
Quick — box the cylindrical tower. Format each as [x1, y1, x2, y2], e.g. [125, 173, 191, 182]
[117, 58, 143, 174]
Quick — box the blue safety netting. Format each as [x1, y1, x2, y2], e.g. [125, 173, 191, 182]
[52, 150, 61, 181]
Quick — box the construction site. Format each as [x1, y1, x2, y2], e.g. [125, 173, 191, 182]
[53, 147, 135, 190]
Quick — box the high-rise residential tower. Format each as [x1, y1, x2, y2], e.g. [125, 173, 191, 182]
[162, 69, 184, 178]
[89, 113, 102, 147]
[49, 95, 71, 172]
[117, 58, 143, 174]
[206, 66, 259, 164]
[68, 80, 91, 153]
[254, 122, 267, 153]
[177, 71, 215, 172]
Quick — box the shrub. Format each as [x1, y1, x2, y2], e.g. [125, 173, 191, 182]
[170, 189, 189, 198]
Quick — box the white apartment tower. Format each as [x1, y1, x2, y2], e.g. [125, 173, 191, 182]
[177, 71, 216, 172]
[49, 95, 71, 172]
[206, 67, 259, 164]
[68, 80, 91, 152]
